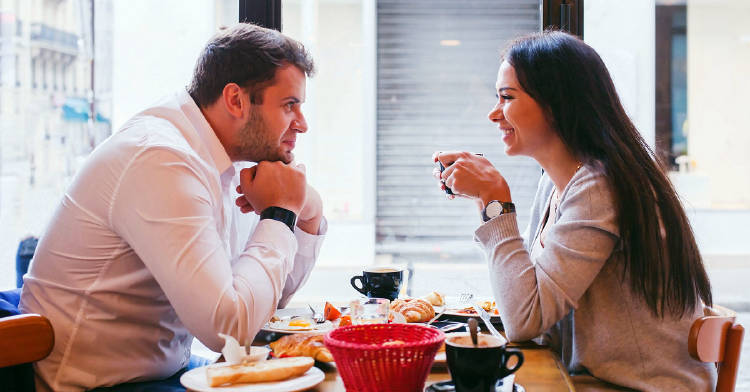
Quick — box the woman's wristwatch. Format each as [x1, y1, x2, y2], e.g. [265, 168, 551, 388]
[481, 200, 515, 222]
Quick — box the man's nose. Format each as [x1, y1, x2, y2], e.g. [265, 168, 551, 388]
[294, 112, 308, 133]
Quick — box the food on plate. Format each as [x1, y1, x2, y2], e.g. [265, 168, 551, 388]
[390, 298, 435, 323]
[338, 314, 352, 327]
[324, 301, 341, 321]
[382, 340, 406, 347]
[205, 357, 314, 387]
[478, 300, 496, 312]
[269, 333, 334, 362]
[267, 316, 333, 331]
[421, 291, 445, 307]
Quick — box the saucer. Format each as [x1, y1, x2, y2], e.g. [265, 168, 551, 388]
[424, 379, 525, 392]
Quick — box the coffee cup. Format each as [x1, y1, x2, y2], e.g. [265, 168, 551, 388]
[445, 333, 524, 392]
[350, 268, 403, 301]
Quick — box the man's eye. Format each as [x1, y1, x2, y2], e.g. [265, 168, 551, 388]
[285, 102, 295, 110]
[500, 95, 513, 100]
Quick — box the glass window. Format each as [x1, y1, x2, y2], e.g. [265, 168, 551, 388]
[0, 0, 238, 289]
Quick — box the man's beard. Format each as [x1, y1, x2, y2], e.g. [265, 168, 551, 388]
[231, 108, 292, 163]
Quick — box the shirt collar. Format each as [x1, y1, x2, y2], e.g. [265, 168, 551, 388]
[177, 89, 234, 178]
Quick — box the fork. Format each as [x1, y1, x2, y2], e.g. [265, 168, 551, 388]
[458, 292, 474, 305]
[308, 304, 325, 323]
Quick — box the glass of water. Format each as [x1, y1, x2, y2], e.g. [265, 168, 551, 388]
[349, 298, 390, 325]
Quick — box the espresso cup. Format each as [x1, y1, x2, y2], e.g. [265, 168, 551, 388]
[445, 333, 524, 392]
[350, 268, 403, 301]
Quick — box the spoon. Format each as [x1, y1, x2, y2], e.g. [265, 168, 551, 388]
[468, 317, 478, 347]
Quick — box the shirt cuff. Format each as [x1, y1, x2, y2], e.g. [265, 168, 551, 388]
[474, 212, 521, 248]
[294, 216, 327, 259]
[249, 218, 298, 259]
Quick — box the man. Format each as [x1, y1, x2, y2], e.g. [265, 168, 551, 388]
[19, 23, 325, 391]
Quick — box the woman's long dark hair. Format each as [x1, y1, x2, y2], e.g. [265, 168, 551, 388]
[503, 30, 712, 318]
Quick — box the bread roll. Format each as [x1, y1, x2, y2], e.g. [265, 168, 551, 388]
[269, 333, 334, 362]
[422, 291, 445, 306]
[205, 357, 314, 387]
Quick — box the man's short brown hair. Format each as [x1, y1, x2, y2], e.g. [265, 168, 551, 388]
[187, 23, 315, 108]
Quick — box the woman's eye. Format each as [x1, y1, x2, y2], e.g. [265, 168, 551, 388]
[285, 102, 295, 110]
[500, 95, 513, 100]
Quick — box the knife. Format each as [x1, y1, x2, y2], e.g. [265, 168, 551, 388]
[472, 304, 507, 345]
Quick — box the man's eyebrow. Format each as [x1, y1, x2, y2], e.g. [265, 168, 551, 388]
[282, 96, 301, 103]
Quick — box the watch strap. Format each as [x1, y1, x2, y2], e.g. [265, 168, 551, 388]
[260, 206, 297, 232]
[482, 200, 516, 222]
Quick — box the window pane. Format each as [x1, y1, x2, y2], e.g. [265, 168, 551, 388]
[0, 0, 238, 289]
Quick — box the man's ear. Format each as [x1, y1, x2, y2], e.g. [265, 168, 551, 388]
[221, 83, 246, 119]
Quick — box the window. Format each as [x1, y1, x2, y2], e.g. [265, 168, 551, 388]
[0, 0, 239, 288]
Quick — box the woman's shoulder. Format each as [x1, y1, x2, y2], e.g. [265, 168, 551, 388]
[565, 161, 613, 200]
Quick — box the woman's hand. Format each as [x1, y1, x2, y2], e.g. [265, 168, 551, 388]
[433, 151, 512, 210]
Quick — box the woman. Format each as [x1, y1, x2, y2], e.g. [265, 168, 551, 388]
[434, 31, 715, 391]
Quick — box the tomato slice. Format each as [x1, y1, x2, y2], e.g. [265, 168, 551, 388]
[324, 301, 341, 321]
[338, 315, 352, 327]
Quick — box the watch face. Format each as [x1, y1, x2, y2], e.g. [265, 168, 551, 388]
[485, 201, 503, 218]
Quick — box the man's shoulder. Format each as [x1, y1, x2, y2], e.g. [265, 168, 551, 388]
[110, 114, 198, 159]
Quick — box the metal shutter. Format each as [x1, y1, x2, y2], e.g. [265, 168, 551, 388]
[376, 0, 542, 262]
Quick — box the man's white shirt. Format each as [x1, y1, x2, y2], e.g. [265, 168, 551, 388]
[19, 90, 325, 391]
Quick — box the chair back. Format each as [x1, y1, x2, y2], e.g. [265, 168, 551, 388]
[0, 313, 54, 368]
[689, 305, 745, 392]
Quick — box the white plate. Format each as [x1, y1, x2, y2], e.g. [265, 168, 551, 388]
[261, 308, 335, 335]
[180, 363, 324, 392]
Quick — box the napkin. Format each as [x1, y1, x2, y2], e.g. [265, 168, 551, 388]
[218, 333, 269, 364]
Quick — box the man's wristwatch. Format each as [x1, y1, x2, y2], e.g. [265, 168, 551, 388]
[481, 200, 515, 222]
[260, 206, 297, 232]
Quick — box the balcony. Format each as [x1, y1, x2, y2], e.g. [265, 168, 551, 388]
[30, 23, 78, 52]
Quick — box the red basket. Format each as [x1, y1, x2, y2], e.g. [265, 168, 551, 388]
[324, 323, 445, 392]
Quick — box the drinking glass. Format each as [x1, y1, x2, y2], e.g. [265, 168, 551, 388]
[349, 298, 390, 324]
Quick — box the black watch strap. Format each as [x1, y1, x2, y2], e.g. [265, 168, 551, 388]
[260, 207, 297, 232]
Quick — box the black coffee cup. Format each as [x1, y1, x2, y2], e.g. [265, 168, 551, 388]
[445, 333, 524, 392]
[350, 268, 403, 301]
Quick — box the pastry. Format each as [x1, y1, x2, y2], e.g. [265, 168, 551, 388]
[269, 333, 334, 362]
[422, 291, 445, 307]
[390, 298, 435, 323]
[206, 357, 313, 387]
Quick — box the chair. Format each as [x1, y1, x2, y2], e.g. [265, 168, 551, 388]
[0, 313, 54, 368]
[689, 304, 745, 392]
[0, 288, 54, 392]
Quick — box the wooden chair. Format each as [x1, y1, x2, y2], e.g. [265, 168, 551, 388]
[0, 313, 54, 367]
[689, 304, 745, 392]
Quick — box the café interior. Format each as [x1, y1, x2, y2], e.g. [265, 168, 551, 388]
[0, 0, 748, 391]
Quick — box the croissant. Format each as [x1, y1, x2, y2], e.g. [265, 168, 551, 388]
[390, 298, 435, 323]
[269, 333, 334, 362]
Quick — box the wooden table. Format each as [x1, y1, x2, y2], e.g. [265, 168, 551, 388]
[306, 344, 576, 391]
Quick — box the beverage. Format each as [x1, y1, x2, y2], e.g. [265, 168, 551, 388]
[350, 268, 403, 301]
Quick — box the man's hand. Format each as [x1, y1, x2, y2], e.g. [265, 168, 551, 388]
[237, 161, 306, 215]
[433, 151, 512, 210]
[293, 163, 323, 234]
